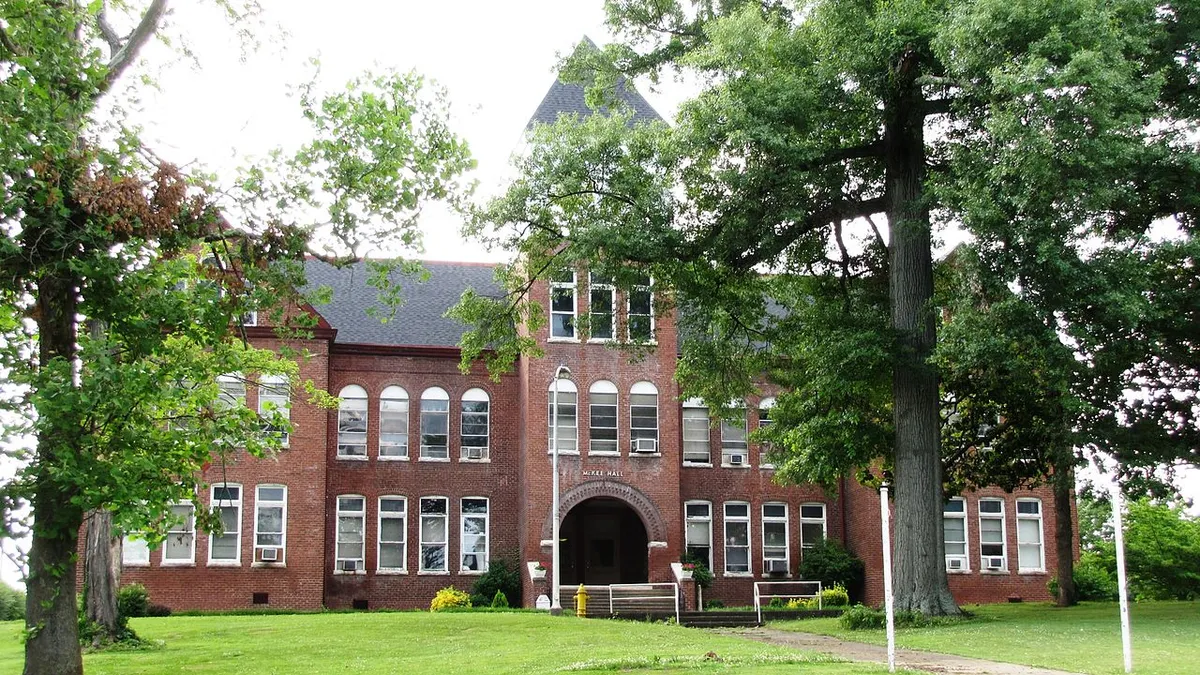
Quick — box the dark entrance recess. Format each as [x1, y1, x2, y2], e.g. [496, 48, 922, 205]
[560, 497, 649, 585]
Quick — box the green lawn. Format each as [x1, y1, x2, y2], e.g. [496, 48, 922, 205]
[0, 612, 905, 675]
[771, 601, 1200, 675]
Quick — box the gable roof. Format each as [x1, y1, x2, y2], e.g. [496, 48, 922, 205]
[303, 260, 503, 348]
[527, 37, 664, 128]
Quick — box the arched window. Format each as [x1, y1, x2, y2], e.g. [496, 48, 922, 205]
[461, 388, 490, 460]
[379, 386, 409, 459]
[588, 380, 618, 454]
[337, 385, 368, 458]
[682, 398, 710, 464]
[548, 378, 578, 453]
[629, 381, 658, 453]
[420, 387, 450, 459]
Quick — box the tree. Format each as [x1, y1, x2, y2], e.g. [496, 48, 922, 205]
[0, 3, 473, 673]
[455, 0, 1198, 615]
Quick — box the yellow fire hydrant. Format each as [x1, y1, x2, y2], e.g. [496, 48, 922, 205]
[574, 584, 589, 618]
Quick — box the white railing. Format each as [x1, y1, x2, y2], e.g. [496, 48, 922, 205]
[608, 583, 680, 623]
[753, 580, 822, 624]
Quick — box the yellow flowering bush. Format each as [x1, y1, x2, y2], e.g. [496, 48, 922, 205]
[430, 586, 471, 612]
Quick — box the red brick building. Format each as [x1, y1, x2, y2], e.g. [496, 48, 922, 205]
[122, 68, 1070, 612]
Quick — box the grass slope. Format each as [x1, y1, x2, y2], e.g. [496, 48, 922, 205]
[771, 601, 1200, 675]
[0, 612, 903, 675]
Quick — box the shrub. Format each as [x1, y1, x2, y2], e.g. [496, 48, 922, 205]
[838, 604, 972, 630]
[490, 590, 509, 608]
[146, 604, 172, 617]
[820, 584, 850, 607]
[1049, 551, 1117, 602]
[704, 599, 725, 610]
[0, 584, 24, 621]
[117, 583, 150, 619]
[469, 557, 521, 607]
[681, 553, 713, 589]
[430, 586, 471, 612]
[797, 540, 866, 603]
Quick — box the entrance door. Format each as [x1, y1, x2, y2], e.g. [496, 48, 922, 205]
[560, 497, 650, 585]
[585, 514, 620, 584]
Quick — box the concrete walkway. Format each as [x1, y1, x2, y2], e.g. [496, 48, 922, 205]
[718, 627, 1084, 675]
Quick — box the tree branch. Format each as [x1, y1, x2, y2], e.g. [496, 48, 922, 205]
[96, 5, 123, 56]
[0, 23, 24, 57]
[729, 196, 887, 269]
[922, 98, 954, 117]
[103, 0, 170, 91]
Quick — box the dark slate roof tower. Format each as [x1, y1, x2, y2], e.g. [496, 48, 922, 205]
[526, 36, 664, 128]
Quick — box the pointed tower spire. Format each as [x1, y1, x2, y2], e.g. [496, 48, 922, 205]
[525, 36, 664, 129]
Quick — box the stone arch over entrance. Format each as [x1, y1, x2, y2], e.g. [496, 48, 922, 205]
[540, 480, 667, 543]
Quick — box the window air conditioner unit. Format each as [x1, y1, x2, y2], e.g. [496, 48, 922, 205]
[260, 547, 279, 562]
[985, 556, 1004, 570]
[727, 453, 745, 466]
[466, 447, 485, 460]
[340, 559, 360, 572]
[946, 557, 963, 571]
[766, 559, 788, 574]
[633, 437, 658, 453]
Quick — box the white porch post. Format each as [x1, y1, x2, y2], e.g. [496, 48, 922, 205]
[550, 364, 570, 615]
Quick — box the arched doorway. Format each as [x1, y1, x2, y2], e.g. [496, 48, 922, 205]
[560, 498, 649, 585]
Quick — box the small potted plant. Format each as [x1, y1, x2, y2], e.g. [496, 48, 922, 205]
[530, 562, 547, 580]
[679, 562, 696, 580]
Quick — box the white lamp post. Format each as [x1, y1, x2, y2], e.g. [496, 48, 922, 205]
[879, 483, 896, 673]
[550, 363, 571, 616]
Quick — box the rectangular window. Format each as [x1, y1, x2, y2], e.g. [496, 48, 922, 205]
[254, 485, 287, 564]
[548, 389, 578, 453]
[122, 535, 150, 566]
[163, 503, 195, 564]
[943, 497, 969, 571]
[979, 498, 1007, 571]
[724, 502, 751, 574]
[379, 393, 409, 458]
[461, 497, 490, 573]
[461, 398, 490, 460]
[550, 271, 576, 339]
[757, 404, 775, 468]
[685, 501, 712, 570]
[217, 374, 245, 408]
[258, 375, 290, 446]
[420, 497, 449, 572]
[1016, 499, 1044, 572]
[420, 399, 449, 459]
[627, 276, 654, 341]
[721, 411, 748, 466]
[629, 392, 658, 449]
[682, 405, 711, 464]
[335, 495, 365, 572]
[800, 503, 827, 551]
[209, 484, 242, 564]
[589, 391, 618, 454]
[378, 497, 407, 572]
[589, 273, 614, 340]
[762, 503, 789, 574]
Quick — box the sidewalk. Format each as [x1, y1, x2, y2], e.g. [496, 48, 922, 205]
[719, 627, 1085, 675]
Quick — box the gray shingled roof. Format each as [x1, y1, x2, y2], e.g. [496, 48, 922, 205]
[527, 38, 664, 128]
[304, 260, 503, 347]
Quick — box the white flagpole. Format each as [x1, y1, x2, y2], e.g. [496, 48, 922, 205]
[880, 484, 896, 673]
[1111, 484, 1133, 673]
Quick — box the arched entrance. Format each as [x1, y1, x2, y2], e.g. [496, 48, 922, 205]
[560, 498, 648, 585]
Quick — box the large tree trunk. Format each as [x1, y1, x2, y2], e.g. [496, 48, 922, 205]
[85, 510, 123, 643]
[25, 273, 85, 675]
[885, 52, 960, 616]
[1053, 463, 1078, 607]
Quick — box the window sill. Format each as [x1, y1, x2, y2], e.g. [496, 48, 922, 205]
[378, 455, 410, 462]
[375, 569, 407, 576]
[547, 337, 579, 343]
[459, 569, 485, 576]
[252, 562, 287, 569]
[418, 456, 451, 463]
[723, 572, 754, 578]
[760, 574, 793, 579]
[546, 450, 581, 456]
[683, 461, 713, 468]
[759, 465, 776, 470]
[207, 560, 242, 568]
[630, 452, 661, 458]
[333, 569, 366, 576]
[945, 568, 972, 575]
[589, 451, 622, 457]
[721, 464, 753, 469]
[160, 561, 194, 567]
[418, 570, 450, 576]
[459, 457, 491, 464]
[337, 455, 369, 462]
[123, 562, 150, 568]
[586, 338, 615, 344]
[1018, 569, 1047, 575]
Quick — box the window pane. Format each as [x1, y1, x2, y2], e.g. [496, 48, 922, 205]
[685, 503, 710, 518]
[686, 522, 709, 546]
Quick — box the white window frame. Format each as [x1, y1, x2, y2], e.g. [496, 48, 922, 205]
[721, 404, 748, 467]
[799, 502, 827, 551]
[335, 495, 366, 574]
[629, 381, 659, 452]
[588, 380, 619, 455]
[1016, 498, 1045, 573]
[460, 388, 490, 461]
[420, 387, 450, 460]
[684, 500, 713, 570]
[550, 271, 577, 340]
[162, 502, 195, 565]
[979, 497, 1008, 572]
[627, 276, 655, 342]
[379, 385, 410, 460]
[377, 496, 407, 573]
[588, 272, 615, 341]
[548, 378, 579, 454]
[723, 501, 752, 575]
[337, 384, 368, 458]
[757, 397, 775, 469]
[682, 398, 711, 465]
[253, 484, 287, 566]
[122, 534, 150, 566]
[258, 375, 290, 447]
[208, 483, 242, 566]
[217, 373, 246, 409]
[419, 496, 449, 573]
[460, 497, 490, 574]
[943, 496, 970, 572]
[761, 502, 789, 575]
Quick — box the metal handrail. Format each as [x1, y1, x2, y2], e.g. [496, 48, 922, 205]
[753, 580, 822, 624]
[608, 582, 681, 623]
